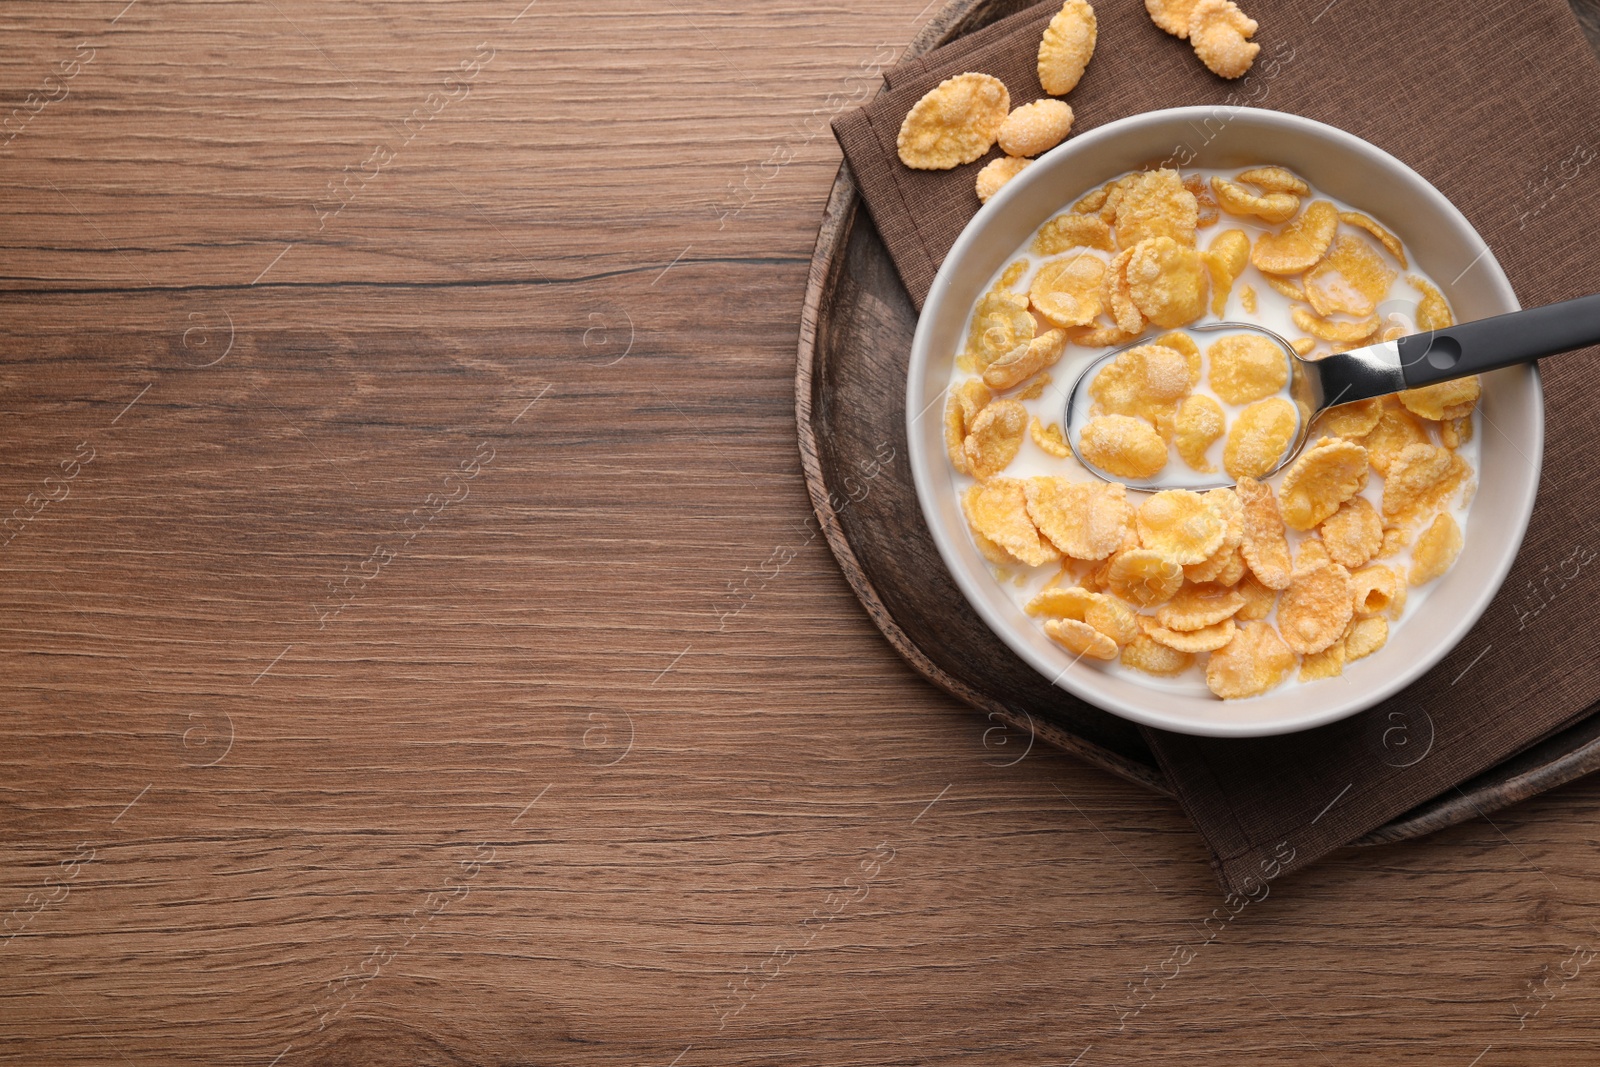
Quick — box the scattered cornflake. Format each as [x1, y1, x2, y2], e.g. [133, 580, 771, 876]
[1344, 615, 1389, 661]
[1025, 585, 1100, 618]
[1410, 274, 1455, 330]
[1205, 229, 1250, 315]
[1381, 443, 1467, 521]
[898, 73, 1009, 170]
[1359, 399, 1430, 476]
[1409, 512, 1463, 585]
[984, 328, 1069, 390]
[1339, 211, 1407, 267]
[1398, 376, 1481, 421]
[1299, 639, 1346, 682]
[1029, 416, 1074, 458]
[965, 288, 1035, 368]
[1278, 437, 1369, 530]
[1252, 200, 1338, 274]
[1206, 621, 1295, 698]
[1030, 253, 1107, 327]
[1155, 330, 1203, 387]
[1236, 166, 1309, 197]
[1264, 274, 1308, 301]
[1184, 173, 1220, 226]
[976, 156, 1032, 203]
[1086, 595, 1142, 645]
[1189, 0, 1259, 78]
[1025, 477, 1133, 559]
[1156, 582, 1246, 630]
[1114, 169, 1199, 248]
[944, 378, 993, 475]
[1079, 414, 1169, 479]
[1032, 212, 1115, 255]
[1017, 372, 1052, 401]
[1127, 237, 1209, 328]
[1291, 306, 1379, 344]
[1296, 537, 1330, 568]
[1317, 398, 1382, 438]
[1318, 496, 1383, 569]
[1141, 615, 1237, 652]
[1440, 414, 1474, 449]
[1136, 489, 1225, 565]
[1102, 247, 1146, 334]
[1145, 0, 1201, 36]
[1211, 176, 1298, 224]
[1277, 559, 1354, 654]
[1350, 563, 1406, 618]
[1121, 634, 1195, 676]
[1236, 476, 1293, 588]
[1038, 0, 1098, 96]
[1046, 617, 1118, 660]
[963, 478, 1060, 567]
[1223, 397, 1297, 481]
[1208, 333, 1288, 404]
[1175, 394, 1226, 472]
[1107, 548, 1185, 607]
[1234, 571, 1277, 620]
[998, 99, 1075, 158]
[1072, 322, 1143, 348]
[964, 398, 1029, 477]
[1303, 234, 1396, 317]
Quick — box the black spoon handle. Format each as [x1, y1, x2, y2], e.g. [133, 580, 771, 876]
[1396, 293, 1600, 389]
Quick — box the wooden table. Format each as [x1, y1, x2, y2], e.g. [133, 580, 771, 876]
[4, 2, 1600, 1062]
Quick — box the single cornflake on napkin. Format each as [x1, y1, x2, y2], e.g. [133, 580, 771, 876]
[834, 0, 1600, 891]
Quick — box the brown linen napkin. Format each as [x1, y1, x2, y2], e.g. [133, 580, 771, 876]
[834, 0, 1600, 891]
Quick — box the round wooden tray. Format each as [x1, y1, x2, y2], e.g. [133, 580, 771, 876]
[794, 0, 1600, 845]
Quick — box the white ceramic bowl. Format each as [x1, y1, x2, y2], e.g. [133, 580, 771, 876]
[907, 106, 1542, 738]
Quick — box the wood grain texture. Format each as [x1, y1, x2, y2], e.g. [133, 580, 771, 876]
[4, 1, 1600, 1064]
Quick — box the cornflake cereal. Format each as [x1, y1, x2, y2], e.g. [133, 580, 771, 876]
[898, 73, 1010, 170]
[998, 100, 1075, 158]
[1038, 0, 1098, 96]
[943, 164, 1478, 700]
[1188, 0, 1260, 80]
[976, 156, 1032, 203]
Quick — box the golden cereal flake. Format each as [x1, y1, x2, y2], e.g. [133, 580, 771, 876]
[1032, 212, 1115, 255]
[1136, 489, 1225, 565]
[998, 99, 1075, 157]
[984, 329, 1069, 391]
[1205, 229, 1250, 315]
[1155, 330, 1203, 387]
[975, 156, 1032, 203]
[1121, 634, 1195, 676]
[944, 378, 993, 475]
[963, 478, 1060, 567]
[1017, 372, 1052, 401]
[897, 73, 1010, 170]
[1303, 234, 1396, 318]
[1344, 614, 1389, 661]
[1296, 537, 1330, 568]
[1141, 615, 1237, 652]
[1264, 274, 1309, 301]
[1339, 211, 1407, 267]
[1208, 333, 1289, 404]
[1317, 398, 1383, 438]
[1211, 177, 1298, 224]
[1277, 559, 1354, 654]
[1145, 0, 1201, 36]
[1189, 0, 1259, 78]
[1409, 512, 1463, 585]
[1025, 477, 1133, 560]
[1236, 166, 1309, 197]
[1184, 173, 1220, 227]
[1206, 621, 1295, 698]
[1299, 639, 1346, 681]
[998, 259, 1029, 290]
[1223, 397, 1297, 481]
[1025, 585, 1101, 618]
[1086, 595, 1142, 645]
[1102, 247, 1146, 334]
[1359, 399, 1430, 476]
[1127, 237, 1209, 328]
[1319, 496, 1383, 569]
[1252, 200, 1339, 274]
[1090, 343, 1193, 419]
[1381, 443, 1468, 521]
[1175, 394, 1226, 472]
[1278, 437, 1369, 530]
[1440, 414, 1474, 449]
[1029, 416, 1074, 458]
[1073, 322, 1142, 348]
[1156, 582, 1245, 630]
[1236, 476, 1293, 589]
[1410, 274, 1455, 330]
[1397, 376, 1480, 421]
[1079, 414, 1169, 479]
[1030, 253, 1107, 328]
[1114, 169, 1199, 248]
[1240, 285, 1258, 314]
[964, 398, 1029, 477]
[1038, 0, 1099, 96]
[1350, 563, 1405, 618]
[1046, 617, 1119, 660]
[1107, 548, 1185, 606]
[1291, 306, 1379, 344]
[965, 288, 1036, 368]
[1234, 570, 1277, 620]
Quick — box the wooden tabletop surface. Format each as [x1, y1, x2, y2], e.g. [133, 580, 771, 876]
[5, 1, 1600, 1063]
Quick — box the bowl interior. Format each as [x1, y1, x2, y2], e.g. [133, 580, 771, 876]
[907, 106, 1541, 738]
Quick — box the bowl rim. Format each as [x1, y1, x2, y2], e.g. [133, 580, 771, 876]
[906, 105, 1543, 738]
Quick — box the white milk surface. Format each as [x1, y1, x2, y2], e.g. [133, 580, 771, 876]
[946, 168, 1478, 698]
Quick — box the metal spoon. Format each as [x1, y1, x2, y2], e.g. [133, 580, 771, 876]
[1064, 293, 1600, 491]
